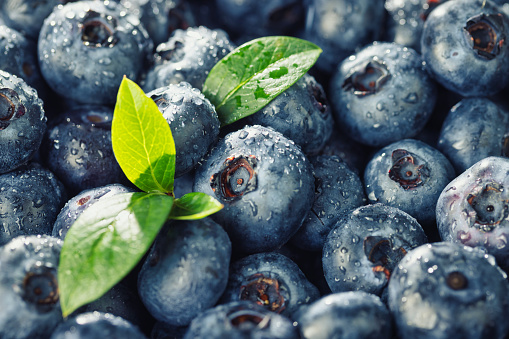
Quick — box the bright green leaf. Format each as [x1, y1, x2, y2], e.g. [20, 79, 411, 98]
[58, 192, 173, 317]
[112, 77, 176, 193]
[169, 192, 224, 220]
[202, 36, 322, 126]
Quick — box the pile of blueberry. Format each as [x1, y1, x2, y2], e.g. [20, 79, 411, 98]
[2, 0, 509, 337]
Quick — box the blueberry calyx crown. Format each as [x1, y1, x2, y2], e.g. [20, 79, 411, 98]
[502, 133, 509, 157]
[80, 10, 118, 48]
[446, 271, 468, 290]
[463, 13, 505, 60]
[81, 111, 112, 129]
[388, 149, 430, 190]
[467, 182, 509, 232]
[21, 269, 59, 310]
[363, 236, 407, 282]
[342, 59, 391, 97]
[227, 306, 270, 330]
[239, 273, 287, 314]
[310, 83, 328, 115]
[156, 41, 185, 63]
[210, 155, 258, 202]
[0, 88, 26, 130]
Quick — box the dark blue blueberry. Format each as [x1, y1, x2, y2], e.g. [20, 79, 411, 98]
[385, 0, 449, 52]
[50, 311, 147, 339]
[219, 252, 320, 317]
[0, 70, 46, 174]
[294, 291, 393, 339]
[215, 0, 305, 42]
[147, 82, 221, 177]
[437, 97, 509, 173]
[436, 156, 509, 271]
[302, 0, 386, 72]
[364, 138, 455, 226]
[0, 162, 66, 246]
[142, 26, 235, 92]
[183, 301, 299, 339]
[329, 42, 437, 147]
[0, 0, 61, 39]
[290, 155, 366, 252]
[243, 73, 334, 156]
[322, 204, 428, 302]
[193, 125, 315, 254]
[41, 105, 129, 196]
[151, 321, 188, 339]
[137, 218, 231, 326]
[38, 1, 153, 105]
[388, 242, 509, 339]
[52, 183, 136, 240]
[421, 0, 509, 97]
[0, 235, 63, 339]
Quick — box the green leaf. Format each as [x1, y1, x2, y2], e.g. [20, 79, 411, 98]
[202, 36, 322, 126]
[112, 77, 176, 193]
[58, 192, 173, 317]
[169, 192, 224, 220]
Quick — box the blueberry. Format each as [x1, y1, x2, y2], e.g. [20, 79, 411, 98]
[52, 183, 136, 240]
[137, 218, 231, 326]
[38, 0, 153, 105]
[421, 0, 509, 97]
[0, 0, 61, 39]
[193, 125, 315, 254]
[329, 42, 437, 147]
[243, 73, 334, 156]
[290, 155, 366, 252]
[0, 235, 63, 339]
[151, 321, 188, 339]
[0, 70, 46, 174]
[215, 0, 305, 42]
[385, 0, 449, 52]
[219, 252, 320, 317]
[437, 97, 509, 173]
[147, 82, 221, 177]
[0, 162, 66, 245]
[183, 301, 300, 339]
[364, 138, 455, 226]
[50, 311, 147, 339]
[41, 105, 129, 196]
[436, 156, 509, 271]
[293, 291, 393, 339]
[322, 203, 428, 302]
[142, 26, 235, 92]
[302, 0, 386, 72]
[388, 242, 509, 339]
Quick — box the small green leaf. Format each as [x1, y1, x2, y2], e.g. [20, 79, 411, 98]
[202, 36, 322, 126]
[58, 192, 173, 317]
[112, 77, 176, 193]
[169, 192, 224, 220]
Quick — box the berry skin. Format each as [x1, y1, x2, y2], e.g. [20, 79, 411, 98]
[147, 82, 221, 177]
[183, 301, 300, 339]
[294, 291, 393, 339]
[0, 162, 66, 246]
[142, 26, 235, 92]
[437, 97, 509, 173]
[364, 138, 456, 226]
[290, 155, 366, 252]
[193, 125, 315, 254]
[322, 204, 428, 302]
[421, 0, 509, 97]
[219, 252, 320, 318]
[436, 156, 509, 271]
[0, 70, 46, 174]
[38, 0, 153, 105]
[0, 0, 61, 39]
[137, 218, 231, 326]
[329, 42, 437, 147]
[388, 242, 509, 339]
[42, 105, 128, 196]
[243, 73, 334, 156]
[0, 235, 63, 339]
[50, 311, 147, 339]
